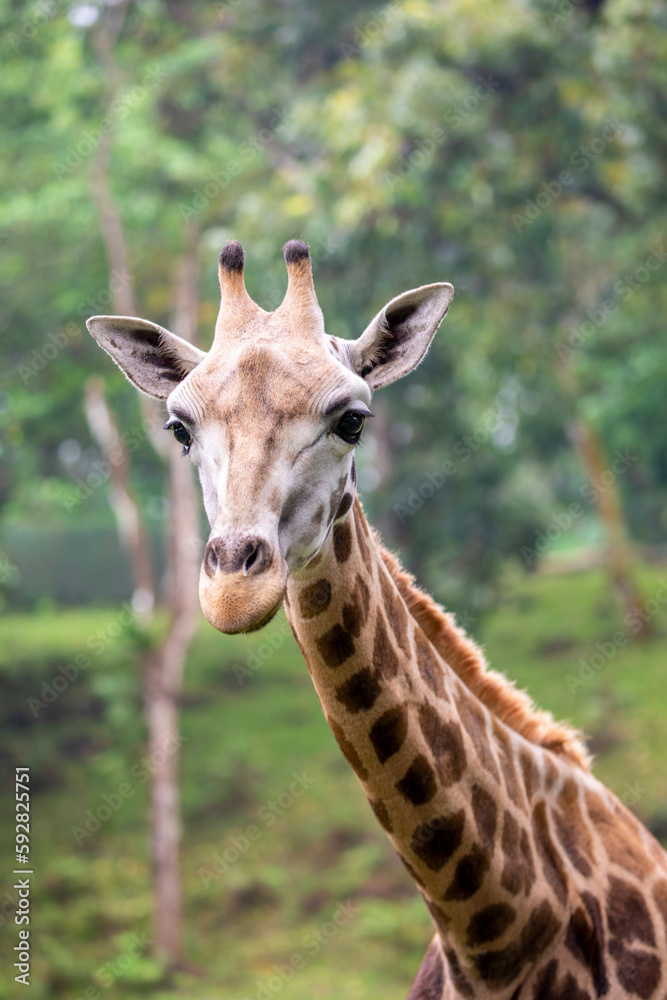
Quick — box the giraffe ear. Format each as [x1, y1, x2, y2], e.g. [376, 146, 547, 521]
[86, 316, 207, 400]
[350, 283, 454, 390]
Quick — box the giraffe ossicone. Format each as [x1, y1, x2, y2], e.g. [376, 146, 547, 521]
[88, 241, 667, 999]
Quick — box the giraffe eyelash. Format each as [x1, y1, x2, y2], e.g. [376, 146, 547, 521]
[334, 409, 372, 446]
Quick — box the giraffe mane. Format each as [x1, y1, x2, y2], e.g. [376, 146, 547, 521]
[376, 539, 591, 770]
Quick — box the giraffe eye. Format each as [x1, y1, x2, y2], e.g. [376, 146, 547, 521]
[335, 411, 366, 445]
[164, 419, 192, 454]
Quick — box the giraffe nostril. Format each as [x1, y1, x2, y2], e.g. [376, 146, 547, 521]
[204, 541, 220, 577]
[244, 547, 258, 575]
[243, 539, 271, 577]
[204, 535, 272, 576]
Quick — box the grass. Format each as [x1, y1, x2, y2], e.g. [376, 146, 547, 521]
[0, 562, 666, 999]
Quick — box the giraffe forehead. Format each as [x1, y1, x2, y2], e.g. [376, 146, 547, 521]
[179, 340, 363, 424]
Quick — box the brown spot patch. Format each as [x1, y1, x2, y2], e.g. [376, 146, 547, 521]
[520, 749, 539, 801]
[298, 578, 332, 619]
[424, 897, 450, 931]
[544, 755, 559, 790]
[467, 903, 516, 948]
[369, 706, 408, 764]
[652, 879, 667, 936]
[396, 754, 437, 806]
[369, 798, 393, 833]
[532, 799, 568, 904]
[585, 788, 653, 880]
[335, 668, 382, 714]
[333, 520, 352, 563]
[342, 602, 363, 637]
[354, 573, 371, 621]
[444, 843, 489, 901]
[500, 812, 535, 897]
[565, 891, 608, 996]
[316, 623, 355, 668]
[336, 492, 354, 520]
[310, 502, 325, 524]
[379, 568, 410, 655]
[269, 486, 282, 513]
[328, 473, 347, 524]
[608, 939, 660, 999]
[352, 501, 370, 561]
[418, 703, 466, 786]
[533, 959, 591, 1000]
[471, 784, 497, 850]
[406, 937, 445, 1000]
[328, 718, 368, 781]
[372, 611, 399, 679]
[474, 899, 560, 987]
[607, 875, 656, 947]
[411, 811, 465, 872]
[457, 696, 500, 781]
[492, 719, 522, 806]
[553, 779, 595, 877]
[415, 630, 447, 699]
[444, 948, 474, 998]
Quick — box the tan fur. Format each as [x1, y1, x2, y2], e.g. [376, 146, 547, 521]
[376, 537, 591, 769]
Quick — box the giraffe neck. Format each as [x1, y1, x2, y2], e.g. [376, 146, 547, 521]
[284, 499, 575, 995]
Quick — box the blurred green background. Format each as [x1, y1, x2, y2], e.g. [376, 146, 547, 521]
[1, 0, 666, 996]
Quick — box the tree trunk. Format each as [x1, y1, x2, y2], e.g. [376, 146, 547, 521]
[84, 378, 155, 616]
[88, 6, 204, 960]
[144, 235, 202, 966]
[557, 346, 648, 637]
[144, 449, 200, 962]
[568, 415, 649, 637]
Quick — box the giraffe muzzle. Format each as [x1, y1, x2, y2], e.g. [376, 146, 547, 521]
[199, 533, 287, 634]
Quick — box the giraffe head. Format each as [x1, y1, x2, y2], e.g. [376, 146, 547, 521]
[87, 241, 453, 634]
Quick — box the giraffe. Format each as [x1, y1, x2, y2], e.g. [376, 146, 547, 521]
[87, 239, 667, 998]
